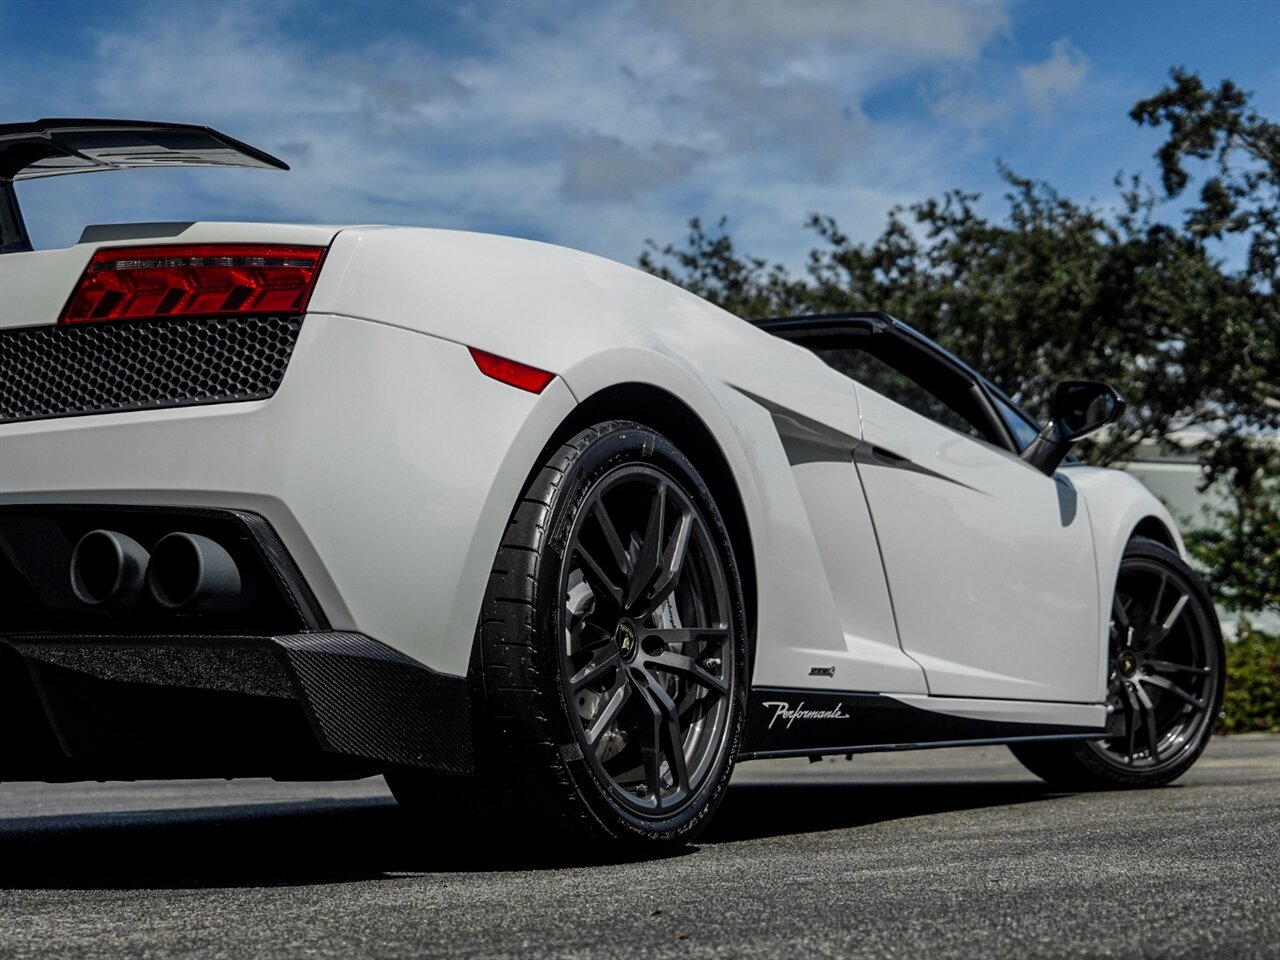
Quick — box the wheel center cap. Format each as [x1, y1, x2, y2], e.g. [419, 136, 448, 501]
[1118, 652, 1138, 677]
[616, 621, 637, 660]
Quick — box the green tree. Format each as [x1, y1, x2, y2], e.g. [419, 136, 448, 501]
[1217, 625, 1280, 733]
[1184, 445, 1280, 618]
[1131, 68, 1279, 295]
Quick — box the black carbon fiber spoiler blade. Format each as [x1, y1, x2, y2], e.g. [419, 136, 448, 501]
[0, 119, 287, 182]
[0, 119, 287, 254]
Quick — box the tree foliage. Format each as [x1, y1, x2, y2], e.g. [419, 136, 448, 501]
[640, 69, 1279, 618]
[1131, 68, 1280, 289]
[1184, 448, 1280, 617]
[1218, 625, 1280, 733]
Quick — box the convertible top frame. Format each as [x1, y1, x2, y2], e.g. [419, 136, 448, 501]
[755, 311, 1043, 455]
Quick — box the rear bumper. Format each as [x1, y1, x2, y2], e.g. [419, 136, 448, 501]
[0, 312, 578, 676]
[0, 631, 471, 781]
[0, 311, 577, 782]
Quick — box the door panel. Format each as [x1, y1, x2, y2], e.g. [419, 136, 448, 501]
[779, 433, 929, 695]
[855, 386, 1102, 703]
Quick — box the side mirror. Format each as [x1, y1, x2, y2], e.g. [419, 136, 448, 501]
[1021, 380, 1125, 476]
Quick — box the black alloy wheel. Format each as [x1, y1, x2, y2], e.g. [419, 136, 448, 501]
[560, 462, 735, 817]
[1090, 550, 1220, 772]
[1010, 537, 1224, 789]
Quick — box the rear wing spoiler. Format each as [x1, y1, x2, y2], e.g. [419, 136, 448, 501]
[0, 119, 288, 254]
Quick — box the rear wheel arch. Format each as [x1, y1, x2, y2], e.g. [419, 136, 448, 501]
[540, 383, 758, 649]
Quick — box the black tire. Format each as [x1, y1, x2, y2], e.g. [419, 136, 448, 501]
[391, 420, 748, 857]
[1010, 536, 1224, 789]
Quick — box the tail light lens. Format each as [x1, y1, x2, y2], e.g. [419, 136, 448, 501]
[60, 244, 327, 324]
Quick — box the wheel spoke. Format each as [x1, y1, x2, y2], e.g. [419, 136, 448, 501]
[584, 678, 631, 746]
[1122, 683, 1142, 763]
[1112, 594, 1132, 630]
[592, 501, 632, 581]
[675, 676, 717, 721]
[570, 645, 622, 691]
[1140, 673, 1206, 711]
[625, 481, 667, 610]
[650, 681, 691, 796]
[569, 616, 612, 653]
[1147, 574, 1169, 629]
[1133, 682, 1162, 763]
[1154, 594, 1189, 645]
[1146, 659, 1210, 676]
[632, 681, 668, 809]
[647, 649, 729, 696]
[575, 543, 624, 609]
[636, 508, 694, 619]
[641, 627, 729, 646]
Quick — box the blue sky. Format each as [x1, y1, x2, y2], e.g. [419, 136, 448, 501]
[2, 0, 1277, 270]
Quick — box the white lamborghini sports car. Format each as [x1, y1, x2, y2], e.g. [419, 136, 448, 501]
[0, 121, 1225, 855]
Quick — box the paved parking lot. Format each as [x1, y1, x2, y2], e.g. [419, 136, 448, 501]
[1, 735, 1276, 958]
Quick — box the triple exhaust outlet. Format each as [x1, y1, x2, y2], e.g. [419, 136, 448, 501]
[69, 529, 251, 614]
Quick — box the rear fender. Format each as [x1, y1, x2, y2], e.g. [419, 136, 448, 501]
[552, 347, 852, 687]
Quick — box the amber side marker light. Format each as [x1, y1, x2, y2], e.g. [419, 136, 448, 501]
[59, 244, 327, 324]
[469, 347, 555, 394]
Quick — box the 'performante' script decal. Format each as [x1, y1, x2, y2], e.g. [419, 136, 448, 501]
[761, 700, 850, 729]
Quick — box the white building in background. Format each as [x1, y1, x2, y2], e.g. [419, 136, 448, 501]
[1121, 432, 1279, 635]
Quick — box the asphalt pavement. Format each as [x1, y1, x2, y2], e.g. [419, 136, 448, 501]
[0, 735, 1276, 959]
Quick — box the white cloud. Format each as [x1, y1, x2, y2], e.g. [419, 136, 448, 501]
[1019, 38, 1090, 118]
[561, 134, 705, 203]
[927, 82, 1017, 130]
[647, 0, 1009, 62]
[7, 0, 1025, 269]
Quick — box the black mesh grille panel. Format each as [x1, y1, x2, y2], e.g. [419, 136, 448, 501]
[0, 314, 302, 423]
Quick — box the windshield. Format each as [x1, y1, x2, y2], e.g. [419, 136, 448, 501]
[988, 386, 1042, 451]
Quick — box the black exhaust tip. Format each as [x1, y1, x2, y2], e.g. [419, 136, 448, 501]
[147, 532, 252, 613]
[69, 529, 150, 609]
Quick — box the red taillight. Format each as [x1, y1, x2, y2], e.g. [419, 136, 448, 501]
[469, 347, 555, 394]
[59, 244, 327, 324]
